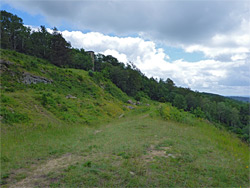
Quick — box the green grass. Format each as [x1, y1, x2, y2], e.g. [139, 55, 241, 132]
[1, 112, 249, 187]
[0, 49, 128, 127]
[0, 49, 249, 187]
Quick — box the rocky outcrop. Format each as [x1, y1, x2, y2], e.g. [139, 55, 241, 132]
[66, 94, 77, 99]
[0, 59, 14, 66]
[127, 106, 135, 109]
[22, 72, 52, 84]
[136, 101, 141, 105]
[0, 59, 14, 73]
[127, 100, 136, 105]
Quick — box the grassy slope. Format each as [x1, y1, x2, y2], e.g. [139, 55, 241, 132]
[0, 49, 128, 126]
[0, 49, 249, 187]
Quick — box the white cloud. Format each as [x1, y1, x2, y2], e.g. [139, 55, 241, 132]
[61, 30, 169, 70]
[183, 19, 250, 62]
[11, 0, 249, 96]
[102, 49, 128, 64]
[4, 0, 248, 45]
[61, 30, 249, 96]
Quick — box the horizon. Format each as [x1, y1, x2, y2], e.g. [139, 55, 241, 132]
[1, 0, 249, 96]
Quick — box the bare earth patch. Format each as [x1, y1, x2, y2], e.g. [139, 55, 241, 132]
[10, 154, 82, 188]
[143, 145, 176, 162]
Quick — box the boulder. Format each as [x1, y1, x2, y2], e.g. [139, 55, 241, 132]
[127, 106, 134, 110]
[22, 72, 52, 85]
[66, 94, 77, 99]
[0, 59, 14, 66]
[0, 59, 14, 73]
[127, 100, 133, 104]
[127, 100, 136, 105]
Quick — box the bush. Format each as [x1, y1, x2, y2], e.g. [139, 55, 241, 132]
[0, 107, 29, 124]
[88, 70, 94, 77]
[40, 92, 56, 107]
[159, 104, 196, 125]
[135, 91, 149, 101]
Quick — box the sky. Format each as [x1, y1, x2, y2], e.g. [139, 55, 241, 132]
[1, 0, 250, 96]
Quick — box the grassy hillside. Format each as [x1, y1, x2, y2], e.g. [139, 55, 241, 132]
[0, 49, 249, 187]
[0, 49, 130, 127]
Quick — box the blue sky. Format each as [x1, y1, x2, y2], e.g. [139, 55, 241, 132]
[1, 0, 249, 96]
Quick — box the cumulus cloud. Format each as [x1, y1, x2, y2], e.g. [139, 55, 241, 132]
[61, 30, 249, 96]
[184, 19, 250, 62]
[3, 0, 248, 45]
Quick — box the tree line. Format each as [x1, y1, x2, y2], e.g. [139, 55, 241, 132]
[1, 10, 249, 142]
[0, 10, 92, 69]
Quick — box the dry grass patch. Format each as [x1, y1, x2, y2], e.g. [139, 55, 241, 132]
[9, 154, 82, 188]
[142, 144, 177, 162]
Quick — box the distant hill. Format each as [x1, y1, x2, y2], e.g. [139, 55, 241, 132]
[227, 96, 250, 103]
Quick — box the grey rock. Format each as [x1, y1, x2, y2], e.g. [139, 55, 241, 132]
[127, 100, 133, 104]
[0, 59, 14, 66]
[129, 171, 135, 176]
[0, 59, 13, 73]
[127, 106, 134, 109]
[136, 101, 141, 105]
[22, 72, 52, 85]
[66, 94, 77, 99]
[127, 100, 136, 105]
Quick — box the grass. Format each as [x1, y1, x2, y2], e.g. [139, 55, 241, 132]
[1, 111, 249, 187]
[0, 49, 249, 187]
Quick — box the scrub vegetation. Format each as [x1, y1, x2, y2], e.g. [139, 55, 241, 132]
[0, 10, 249, 187]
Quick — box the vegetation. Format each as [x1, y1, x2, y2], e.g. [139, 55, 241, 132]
[1, 10, 249, 142]
[0, 10, 249, 187]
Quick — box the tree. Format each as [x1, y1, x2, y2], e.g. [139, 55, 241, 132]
[166, 78, 175, 91]
[49, 27, 71, 67]
[0, 10, 26, 50]
[185, 93, 198, 111]
[173, 94, 187, 110]
[29, 26, 51, 58]
[71, 48, 93, 70]
[126, 69, 142, 96]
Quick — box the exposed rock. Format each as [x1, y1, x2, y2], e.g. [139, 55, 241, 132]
[22, 72, 52, 85]
[127, 100, 136, 105]
[127, 100, 133, 104]
[129, 171, 135, 176]
[41, 69, 46, 74]
[66, 94, 77, 99]
[100, 83, 105, 89]
[0, 59, 13, 73]
[167, 154, 176, 158]
[94, 130, 102, 135]
[127, 106, 135, 110]
[0, 64, 8, 73]
[146, 104, 150, 106]
[136, 101, 141, 105]
[0, 59, 14, 66]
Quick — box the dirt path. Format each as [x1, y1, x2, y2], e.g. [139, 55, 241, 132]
[9, 154, 82, 188]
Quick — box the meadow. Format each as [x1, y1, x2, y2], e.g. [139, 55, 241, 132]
[0, 49, 249, 187]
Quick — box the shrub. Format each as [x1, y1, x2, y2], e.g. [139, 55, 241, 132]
[88, 70, 94, 77]
[0, 107, 29, 124]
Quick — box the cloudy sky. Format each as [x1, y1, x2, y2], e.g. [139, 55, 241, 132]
[1, 0, 250, 96]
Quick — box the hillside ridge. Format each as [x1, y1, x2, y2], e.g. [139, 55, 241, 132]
[0, 49, 249, 187]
